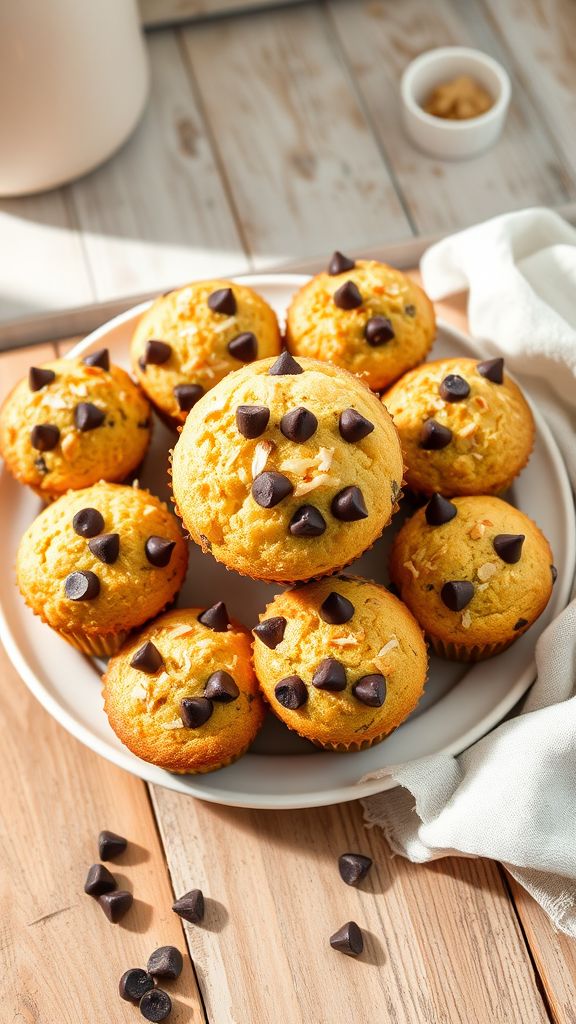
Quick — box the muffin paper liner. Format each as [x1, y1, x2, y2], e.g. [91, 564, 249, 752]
[57, 627, 130, 657]
[427, 633, 517, 662]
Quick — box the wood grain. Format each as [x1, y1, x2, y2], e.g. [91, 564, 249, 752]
[139, 0, 305, 27]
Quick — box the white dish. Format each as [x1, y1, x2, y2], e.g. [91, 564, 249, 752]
[0, 274, 573, 809]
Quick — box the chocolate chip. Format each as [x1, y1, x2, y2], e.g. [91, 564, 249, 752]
[420, 419, 453, 450]
[289, 504, 326, 537]
[269, 351, 303, 375]
[83, 348, 110, 371]
[252, 471, 293, 508]
[493, 533, 525, 564]
[174, 383, 203, 412]
[30, 424, 60, 451]
[99, 830, 128, 860]
[514, 618, 529, 631]
[64, 571, 100, 601]
[312, 658, 346, 691]
[338, 853, 372, 886]
[328, 251, 356, 275]
[84, 863, 117, 896]
[477, 357, 504, 384]
[333, 280, 362, 310]
[228, 332, 257, 362]
[89, 532, 120, 564]
[198, 602, 230, 632]
[173, 888, 204, 924]
[365, 316, 394, 346]
[119, 969, 155, 1004]
[235, 404, 270, 438]
[439, 374, 470, 402]
[405, 304, 416, 317]
[74, 402, 105, 432]
[331, 486, 368, 521]
[330, 921, 364, 957]
[425, 493, 457, 526]
[29, 366, 55, 391]
[551, 565, 558, 584]
[339, 408, 374, 443]
[144, 339, 171, 365]
[130, 641, 164, 674]
[204, 670, 239, 703]
[274, 676, 308, 710]
[208, 287, 236, 316]
[72, 507, 105, 537]
[98, 890, 133, 923]
[319, 591, 354, 624]
[180, 697, 213, 728]
[441, 580, 474, 611]
[253, 616, 286, 649]
[147, 946, 183, 980]
[352, 674, 386, 707]
[139, 990, 172, 1022]
[280, 406, 318, 443]
[145, 536, 176, 568]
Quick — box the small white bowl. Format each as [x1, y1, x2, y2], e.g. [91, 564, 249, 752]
[400, 46, 511, 160]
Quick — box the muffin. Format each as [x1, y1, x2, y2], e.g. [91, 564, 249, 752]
[389, 494, 555, 661]
[171, 353, 404, 582]
[103, 607, 265, 774]
[285, 254, 436, 391]
[0, 349, 151, 501]
[383, 357, 534, 496]
[17, 482, 188, 656]
[131, 279, 281, 426]
[252, 576, 427, 751]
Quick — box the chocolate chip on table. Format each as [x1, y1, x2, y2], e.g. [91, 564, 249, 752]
[208, 287, 236, 316]
[551, 565, 558, 584]
[30, 423, 60, 451]
[83, 348, 110, 371]
[252, 471, 293, 508]
[64, 571, 100, 601]
[339, 408, 374, 443]
[119, 969, 155, 1004]
[29, 366, 56, 391]
[420, 418, 453, 450]
[493, 533, 525, 564]
[180, 697, 213, 728]
[364, 316, 395, 346]
[328, 251, 356, 275]
[235, 404, 270, 438]
[147, 946, 184, 980]
[145, 536, 176, 568]
[330, 921, 364, 957]
[440, 580, 475, 611]
[228, 332, 257, 362]
[74, 402, 106, 432]
[198, 601, 230, 632]
[88, 532, 120, 564]
[144, 339, 172, 366]
[72, 507, 105, 537]
[173, 383, 203, 412]
[338, 853, 373, 886]
[98, 890, 133, 923]
[289, 504, 326, 537]
[425, 493, 457, 526]
[514, 618, 529, 631]
[173, 888, 205, 924]
[477, 357, 504, 384]
[204, 670, 239, 703]
[439, 374, 470, 402]
[312, 658, 347, 691]
[252, 616, 287, 649]
[333, 280, 362, 310]
[139, 989, 172, 1022]
[280, 406, 318, 443]
[352, 674, 386, 707]
[331, 486, 368, 521]
[269, 351, 304, 376]
[84, 863, 117, 896]
[130, 641, 164, 674]
[98, 830, 128, 860]
[274, 676, 308, 710]
[319, 591, 354, 624]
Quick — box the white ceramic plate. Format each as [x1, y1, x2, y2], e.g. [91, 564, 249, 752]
[1, 275, 574, 809]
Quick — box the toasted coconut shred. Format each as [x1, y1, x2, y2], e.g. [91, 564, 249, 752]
[161, 718, 184, 731]
[252, 439, 275, 479]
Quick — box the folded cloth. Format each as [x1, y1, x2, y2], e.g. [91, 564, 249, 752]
[362, 208, 576, 936]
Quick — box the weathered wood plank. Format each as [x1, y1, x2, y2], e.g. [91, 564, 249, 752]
[139, 0, 305, 27]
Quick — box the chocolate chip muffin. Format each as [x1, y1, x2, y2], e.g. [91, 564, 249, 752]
[0, 350, 151, 501]
[382, 357, 534, 496]
[285, 254, 436, 391]
[171, 353, 404, 582]
[103, 607, 265, 773]
[16, 482, 188, 656]
[389, 494, 555, 661]
[131, 279, 281, 426]
[252, 576, 427, 750]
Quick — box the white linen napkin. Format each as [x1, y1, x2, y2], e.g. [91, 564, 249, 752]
[362, 208, 576, 936]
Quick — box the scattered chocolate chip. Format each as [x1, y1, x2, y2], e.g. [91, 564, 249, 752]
[198, 602, 230, 632]
[147, 946, 183, 980]
[64, 571, 100, 601]
[330, 921, 364, 957]
[253, 616, 286, 649]
[139, 989, 172, 1022]
[352, 674, 386, 707]
[328, 251, 356, 275]
[144, 339, 171, 366]
[439, 374, 470, 402]
[331, 486, 368, 521]
[235, 404, 270, 438]
[551, 565, 558, 584]
[274, 676, 308, 710]
[98, 890, 133, 923]
[319, 591, 354, 624]
[339, 408, 374, 442]
[312, 658, 346, 691]
[89, 532, 120, 564]
[173, 888, 204, 924]
[280, 406, 318, 443]
[180, 697, 213, 728]
[289, 504, 326, 537]
[74, 402, 105, 432]
[269, 351, 303, 376]
[333, 280, 362, 310]
[338, 853, 373, 886]
[72, 507, 105, 537]
[84, 863, 117, 896]
[441, 580, 474, 611]
[514, 618, 529, 631]
[204, 670, 239, 703]
[130, 641, 164, 674]
[420, 418, 453, 450]
[493, 533, 525, 564]
[174, 383, 203, 412]
[405, 304, 416, 317]
[477, 357, 504, 384]
[208, 287, 236, 316]
[30, 423, 60, 451]
[425, 493, 457, 526]
[228, 332, 257, 362]
[252, 471, 293, 508]
[99, 830, 128, 860]
[29, 366, 55, 391]
[145, 536, 176, 568]
[119, 969, 155, 1004]
[34, 456, 48, 475]
[83, 348, 110, 371]
[365, 315, 394, 346]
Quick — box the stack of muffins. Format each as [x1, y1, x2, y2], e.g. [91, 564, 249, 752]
[0, 256, 555, 774]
